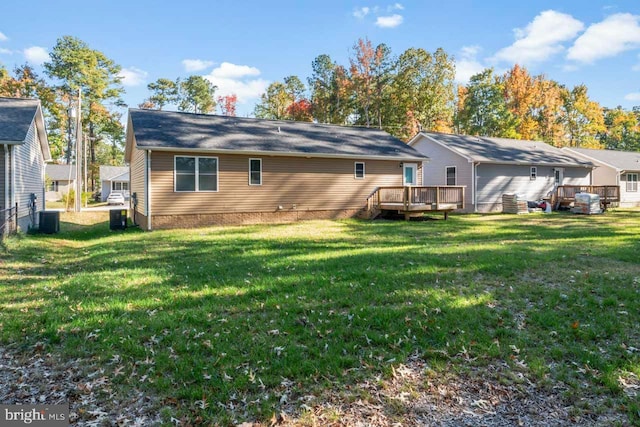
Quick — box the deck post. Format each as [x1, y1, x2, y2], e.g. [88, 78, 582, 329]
[436, 186, 440, 210]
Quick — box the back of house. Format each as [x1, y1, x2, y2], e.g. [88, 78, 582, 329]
[410, 132, 594, 212]
[565, 147, 640, 207]
[0, 98, 51, 233]
[125, 109, 428, 230]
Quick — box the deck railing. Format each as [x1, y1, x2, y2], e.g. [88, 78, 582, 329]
[367, 186, 465, 213]
[555, 185, 620, 209]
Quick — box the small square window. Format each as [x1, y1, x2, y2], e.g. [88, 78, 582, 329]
[355, 162, 365, 179]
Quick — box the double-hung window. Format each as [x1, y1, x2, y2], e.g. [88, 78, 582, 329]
[354, 162, 365, 179]
[445, 166, 456, 186]
[249, 159, 262, 185]
[627, 173, 638, 192]
[175, 156, 218, 192]
[530, 167, 537, 180]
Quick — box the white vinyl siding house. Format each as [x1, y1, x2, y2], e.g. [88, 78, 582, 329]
[564, 147, 640, 207]
[410, 132, 593, 213]
[99, 165, 130, 201]
[45, 164, 76, 201]
[0, 98, 51, 233]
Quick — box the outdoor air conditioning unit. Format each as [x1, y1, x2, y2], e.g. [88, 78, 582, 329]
[39, 211, 60, 234]
[109, 209, 127, 230]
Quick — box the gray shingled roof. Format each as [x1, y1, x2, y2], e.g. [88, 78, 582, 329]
[418, 132, 593, 167]
[0, 98, 40, 143]
[128, 109, 427, 161]
[45, 164, 76, 181]
[565, 147, 640, 171]
[99, 165, 129, 181]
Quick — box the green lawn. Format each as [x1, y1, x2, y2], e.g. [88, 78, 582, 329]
[1, 211, 639, 425]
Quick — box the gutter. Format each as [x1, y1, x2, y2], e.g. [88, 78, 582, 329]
[136, 145, 428, 163]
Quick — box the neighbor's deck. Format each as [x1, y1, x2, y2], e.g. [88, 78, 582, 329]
[554, 185, 620, 210]
[367, 186, 465, 220]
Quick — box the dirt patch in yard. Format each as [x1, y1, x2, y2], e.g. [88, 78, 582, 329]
[0, 345, 159, 426]
[2, 346, 629, 426]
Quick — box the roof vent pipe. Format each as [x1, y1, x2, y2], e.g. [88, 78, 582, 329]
[278, 126, 281, 133]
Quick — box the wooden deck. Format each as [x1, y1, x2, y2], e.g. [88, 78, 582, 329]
[366, 186, 465, 220]
[554, 185, 620, 211]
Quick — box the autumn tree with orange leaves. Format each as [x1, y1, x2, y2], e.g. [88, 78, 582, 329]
[218, 94, 238, 116]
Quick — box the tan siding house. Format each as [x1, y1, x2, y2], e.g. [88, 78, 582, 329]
[409, 132, 593, 213]
[125, 109, 427, 230]
[564, 147, 640, 207]
[0, 98, 51, 233]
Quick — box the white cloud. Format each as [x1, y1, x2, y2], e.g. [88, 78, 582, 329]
[389, 3, 404, 11]
[493, 10, 584, 65]
[210, 62, 260, 79]
[0, 48, 12, 55]
[376, 14, 403, 28]
[455, 45, 486, 83]
[353, 7, 370, 19]
[624, 92, 640, 101]
[119, 67, 148, 87]
[204, 62, 269, 103]
[23, 46, 49, 65]
[182, 59, 215, 72]
[567, 13, 640, 63]
[0, 31, 7, 42]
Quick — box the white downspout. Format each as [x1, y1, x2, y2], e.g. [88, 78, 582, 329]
[146, 150, 152, 231]
[3, 145, 8, 212]
[473, 162, 479, 213]
[10, 145, 15, 213]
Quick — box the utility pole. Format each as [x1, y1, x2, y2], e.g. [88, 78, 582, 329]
[84, 133, 88, 207]
[75, 89, 82, 212]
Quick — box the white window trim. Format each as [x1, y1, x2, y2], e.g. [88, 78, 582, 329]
[445, 166, 457, 186]
[354, 162, 365, 179]
[627, 173, 638, 192]
[174, 155, 219, 192]
[530, 166, 537, 180]
[403, 163, 417, 186]
[249, 158, 262, 186]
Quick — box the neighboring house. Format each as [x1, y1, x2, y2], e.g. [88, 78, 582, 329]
[409, 132, 594, 212]
[564, 147, 640, 207]
[0, 98, 52, 232]
[100, 165, 130, 201]
[45, 164, 76, 201]
[124, 109, 428, 230]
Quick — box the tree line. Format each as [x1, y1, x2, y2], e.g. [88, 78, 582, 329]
[2, 35, 639, 191]
[0, 36, 235, 191]
[251, 38, 640, 151]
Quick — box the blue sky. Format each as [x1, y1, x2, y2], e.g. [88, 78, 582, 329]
[2, 1, 640, 117]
